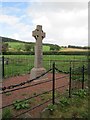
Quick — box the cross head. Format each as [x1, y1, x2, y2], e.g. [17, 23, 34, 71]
[32, 25, 45, 40]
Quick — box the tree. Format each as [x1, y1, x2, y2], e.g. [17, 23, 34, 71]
[2, 42, 8, 52]
[24, 44, 34, 52]
[50, 44, 60, 51]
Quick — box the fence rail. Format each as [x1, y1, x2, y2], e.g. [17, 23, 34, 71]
[1, 62, 88, 118]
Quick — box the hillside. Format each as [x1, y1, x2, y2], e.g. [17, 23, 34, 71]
[1, 36, 89, 53]
[1, 36, 60, 52]
[1, 36, 27, 43]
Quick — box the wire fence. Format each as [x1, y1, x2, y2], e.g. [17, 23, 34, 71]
[1, 55, 88, 78]
[1, 62, 88, 118]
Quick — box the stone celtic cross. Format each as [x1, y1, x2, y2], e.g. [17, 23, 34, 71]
[32, 25, 45, 68]
[32, 25, 45, 41]
[30, 25, 47, 80]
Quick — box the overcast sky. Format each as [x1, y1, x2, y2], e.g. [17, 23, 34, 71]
[0, 0, 89, 46]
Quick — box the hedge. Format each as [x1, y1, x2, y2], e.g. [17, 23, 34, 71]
[2, 51, 34, 55]
[2, 51, 89, 55]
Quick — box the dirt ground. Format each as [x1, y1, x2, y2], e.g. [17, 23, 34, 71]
[2, 73, 69, 118]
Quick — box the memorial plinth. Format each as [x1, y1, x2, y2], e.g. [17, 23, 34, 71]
[30, 25, 47, 80]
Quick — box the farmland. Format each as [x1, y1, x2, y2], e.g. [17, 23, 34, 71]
[1, 37, 88, 78]
[2, 36, 89, 53]
[6, 42, 89, 52]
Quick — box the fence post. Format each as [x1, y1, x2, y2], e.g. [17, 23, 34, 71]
[52, 62, 55, 105]
[70, 61, 71, 68]
[82, 65, 84, 89]
[69, 66, 72, 98]
[50, 60, 51, 69]
[2, 56, 4, 78]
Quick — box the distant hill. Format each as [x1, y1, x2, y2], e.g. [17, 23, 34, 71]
[1, 36, 89, 53]
[1, 36, 57, 46]
[1, 36, 60, 52]
[1, 36, 23, 43]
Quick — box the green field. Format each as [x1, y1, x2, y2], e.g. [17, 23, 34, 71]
[8, 42, 25, 51]
[3, 55, 88, 78]
[6, 42, 50, 52]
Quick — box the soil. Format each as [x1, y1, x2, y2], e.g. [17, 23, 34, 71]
[2, 73, 69, 118]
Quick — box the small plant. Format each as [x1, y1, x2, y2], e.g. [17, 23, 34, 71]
[40, 95, 45, 101]
[13, 99, 30, 110]
[59, 97, 70, 107]
[47, 104, 57, 112]
[5, 92, 12, 96]
[2, 108, 13, 118]
[73, 89, 87, 98]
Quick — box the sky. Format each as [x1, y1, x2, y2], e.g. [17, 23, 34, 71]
[0, 0, 89, 46]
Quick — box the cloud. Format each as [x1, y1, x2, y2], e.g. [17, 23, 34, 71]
[0, 2, 88, 46]
[0, 14, 33, 41]
[27, 2, 88, 46]
[0, 14, 19, 25]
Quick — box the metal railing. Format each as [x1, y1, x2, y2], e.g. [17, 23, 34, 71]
[0, 62, 87, 118]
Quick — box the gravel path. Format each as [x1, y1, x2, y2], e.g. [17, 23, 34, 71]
[2, 73, 69, 118]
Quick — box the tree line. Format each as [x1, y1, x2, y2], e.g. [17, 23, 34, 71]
[1, 42, 61, 52]
[1, 36, 89, 53]
[68, 45, 90, 49]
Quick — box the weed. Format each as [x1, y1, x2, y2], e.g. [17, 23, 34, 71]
[41, 88, 88, 118]
[47, 104, 57, 112]
[59, 97, 70, 107]
[73, 89, 87, 98]
[5, 92, 12, 96]
[13, 99, 30, 110]
[40, 95, 45, 101]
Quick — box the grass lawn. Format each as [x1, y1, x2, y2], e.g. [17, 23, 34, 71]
[3, 55, 88, 78]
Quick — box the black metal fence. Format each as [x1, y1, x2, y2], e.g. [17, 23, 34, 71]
[1, 55, 88, 78]
[0, 62, 88, 118]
